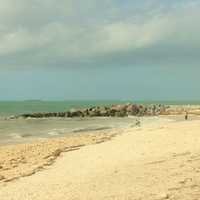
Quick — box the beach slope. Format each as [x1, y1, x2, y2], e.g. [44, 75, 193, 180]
[1, 120, 200, 199]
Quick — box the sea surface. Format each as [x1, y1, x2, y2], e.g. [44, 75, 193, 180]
[0, 100, 131, 144]
[1, 100, 200, 117]
[0, 100, 199, 145]
[0, 117, 140, 145]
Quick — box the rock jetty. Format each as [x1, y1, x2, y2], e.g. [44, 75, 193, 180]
[14, 104, 167, 119]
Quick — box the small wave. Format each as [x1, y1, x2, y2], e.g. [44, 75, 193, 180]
[72, 126, 111, 133]
[47, 131, 60, 136]
[20, 133, 33, 138]
[47, 128, 69, 136]
[9, 133, 23, 139]
[9, 133, 33, 139]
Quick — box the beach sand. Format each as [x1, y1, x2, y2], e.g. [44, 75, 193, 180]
[1, 118, 200, 199]
[0, 131, 118, 183]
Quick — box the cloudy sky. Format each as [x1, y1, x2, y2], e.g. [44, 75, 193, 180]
[0, 0, 200, 100]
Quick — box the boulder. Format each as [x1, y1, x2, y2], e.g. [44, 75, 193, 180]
[69, 109, 84, 117]
[16, 103, 166, 119]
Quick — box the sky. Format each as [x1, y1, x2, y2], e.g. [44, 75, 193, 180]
[0, 0, 200, 100]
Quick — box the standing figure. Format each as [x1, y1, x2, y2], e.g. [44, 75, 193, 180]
[185, 111, 188, 120]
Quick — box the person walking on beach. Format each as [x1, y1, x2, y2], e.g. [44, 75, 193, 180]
[185, 111, 188, 120]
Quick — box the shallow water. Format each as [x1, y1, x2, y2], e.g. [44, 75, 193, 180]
[0, 99, 199, 145]
[0, 117, 140, 145]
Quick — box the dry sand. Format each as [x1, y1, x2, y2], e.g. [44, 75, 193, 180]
[1, 118, 200, 199]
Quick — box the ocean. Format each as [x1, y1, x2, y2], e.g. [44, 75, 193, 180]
[0, 100, 129, 117]
[0, 100, 199, 117]
[0, 100, 133, 144]
[0, 100, 199, 145]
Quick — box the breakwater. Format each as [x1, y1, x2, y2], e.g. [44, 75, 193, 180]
[13, 104, 167, 119]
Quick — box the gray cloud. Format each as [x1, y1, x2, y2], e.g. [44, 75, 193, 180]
[0, 0, 200, 68]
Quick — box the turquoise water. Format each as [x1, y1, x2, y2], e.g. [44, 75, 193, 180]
[0, 100, 128, 117]
[0, 100, 200, 116]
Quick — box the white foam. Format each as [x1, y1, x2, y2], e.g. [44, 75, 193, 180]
[9, 133, 23, 139]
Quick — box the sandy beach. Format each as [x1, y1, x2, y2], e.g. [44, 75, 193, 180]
[1, 117, 200, 199]
[0, 130, 117, 182]
[0, 0, 199, 198]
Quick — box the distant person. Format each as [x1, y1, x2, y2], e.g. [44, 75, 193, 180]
[185, 112, 188, 120]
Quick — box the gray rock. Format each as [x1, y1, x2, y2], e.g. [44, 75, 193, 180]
[15, 103, 167, 118]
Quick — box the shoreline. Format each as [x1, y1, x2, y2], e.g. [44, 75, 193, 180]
[1, 118, 200, 199]
[0, 115, 177, 147]
[1, 114, 200, 183]
[0, 116, 138, 146]
[0, 115, 183, 184]
[0, 129, 118, 183]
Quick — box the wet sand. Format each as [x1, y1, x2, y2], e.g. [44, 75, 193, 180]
[1, 118, 200, 199]
[0, 131, 117, 182]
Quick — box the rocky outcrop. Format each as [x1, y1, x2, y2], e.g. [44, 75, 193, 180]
[14, 103, 167, 119]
